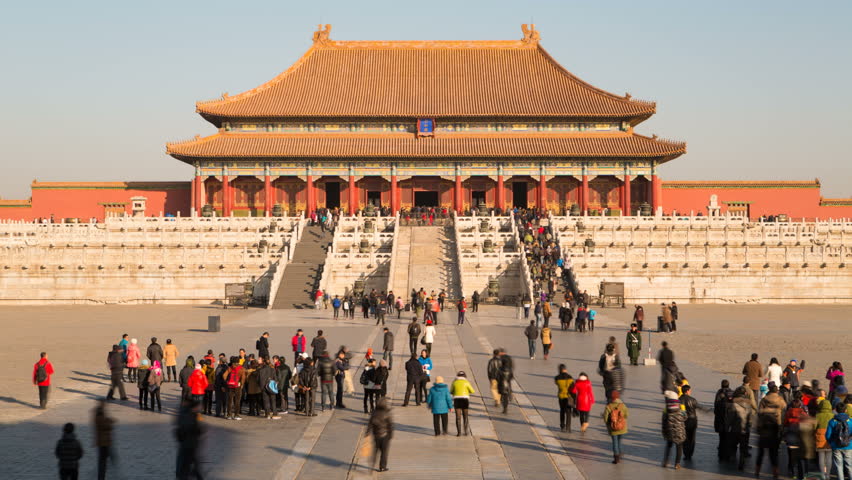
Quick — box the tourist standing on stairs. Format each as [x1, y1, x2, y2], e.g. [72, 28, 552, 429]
[382, 327, 394, 371]
[423, 320, 436, 357]
[524, 320, 539, 360]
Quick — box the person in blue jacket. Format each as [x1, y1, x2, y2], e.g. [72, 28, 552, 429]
[426, 376, 453, 436]
[417, 350, 433, 402]
[826, 402, 852, 480]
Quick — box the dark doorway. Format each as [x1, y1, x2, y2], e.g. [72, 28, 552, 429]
[325, 181, 340, 209]
[414, 191, 439, 207]
[512, 182, 528, 208]
[367, 191, 382, 207]
[472, 190, 486, 207]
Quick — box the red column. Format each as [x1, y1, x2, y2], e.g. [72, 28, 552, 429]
[264, 174, 272, 216]
[196, 176, 204, 213]
[452, 175, 460, 213]
[623, 175, 631, 215]
[222, 176, 231, 216]
[651, 175, 662, 213]
[348, 175, 356, 215]
[390, 175, 398, 214]
[580, 175, 589, 213]
[306, 175, 315, 214]
[539, 174, 547, 212]
[190, 176, 197, 214]
[496, 175, 505, 211]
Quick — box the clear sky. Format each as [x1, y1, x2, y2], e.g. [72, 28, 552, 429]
[1, 0, 850, 198]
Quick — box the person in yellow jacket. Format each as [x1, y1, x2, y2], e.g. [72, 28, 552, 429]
[163, 339, 179, 382]
[451, 371, 475, 436]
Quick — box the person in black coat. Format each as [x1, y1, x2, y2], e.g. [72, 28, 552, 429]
[175, 399, 204, 480]
[55, 422, 84, 480]
[713, 379, 733, 461]
[105, 345, 127, 401]
[257, 332, 270, 359]
[403, 355, 424, 406]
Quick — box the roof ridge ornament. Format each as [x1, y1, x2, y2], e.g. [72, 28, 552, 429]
[313, 24, 332, 45]
[521, 24, 540, 44]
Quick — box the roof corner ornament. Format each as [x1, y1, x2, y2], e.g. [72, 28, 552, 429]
[625, 93, 632, 100]
[313, 24, 332, 45]
[221, 92, 229, 99]
[521, 24, 540, 44]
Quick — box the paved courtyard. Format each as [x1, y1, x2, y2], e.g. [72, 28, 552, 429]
[2, 303, 851, 479]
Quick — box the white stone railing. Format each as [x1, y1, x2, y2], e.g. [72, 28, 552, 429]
[511, 215, 536, 303]
[385, 211, 401, 293]
[451, 212, 465, 299]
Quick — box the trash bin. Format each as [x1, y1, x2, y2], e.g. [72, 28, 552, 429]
[208, 315, 221, 333]
[657, 315, 664, 332]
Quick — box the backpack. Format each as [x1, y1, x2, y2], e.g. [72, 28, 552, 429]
[227, 369, 241, 388]
[359, 369, 370, 386]
[266, 379, 279, 394]
[36, 362, 47, 383]
[833, 419, 851, 448]
[256, 339, 261, 350]
[609, 405, 626, 432]
[487, 358, 502, 380]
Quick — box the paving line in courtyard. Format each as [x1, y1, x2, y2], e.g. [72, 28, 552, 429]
[466, 314, 586, 480]
[275, 323, 383, 480]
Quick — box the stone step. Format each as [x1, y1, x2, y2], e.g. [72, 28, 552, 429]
[271, 225, 332, 309]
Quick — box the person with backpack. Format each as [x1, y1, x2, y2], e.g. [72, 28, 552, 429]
[55, 422, 84, 480]
[33, 352, 54, 409]
[361, 358, 377, 413]
[555, 364, 576, 432]
[603, 390, 628, 464]
[783, 359, 805, 392]
[136, 359, 151, 410]
[406, 317, 422, 356]
[827, 401, 852, 480]
[214, 355, 229, 417]
[223, 357, 245, 420]
[255, 356, 280, 419]
[257, 332, 270, 359]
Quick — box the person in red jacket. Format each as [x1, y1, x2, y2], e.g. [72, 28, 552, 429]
[291, 329, 307, 365]
[571, 372, 595, 432]
[187, 364, 208, 405]
[33, 352, 55, 409]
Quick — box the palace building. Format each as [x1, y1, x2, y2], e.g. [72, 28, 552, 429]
[165, 24, 685, 217]
[1, 25, 850, 221]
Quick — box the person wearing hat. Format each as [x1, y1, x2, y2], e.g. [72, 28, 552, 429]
[832, 385, 849, 409]
[603, 390, 628, 464]
[626, 324, 642, 366]
[423, 319, 436, 357]
[187, 362, 208, 406]
[426, 376, 453, 436]
[451, 371, 475, 436]
[136, 359, 151, 409]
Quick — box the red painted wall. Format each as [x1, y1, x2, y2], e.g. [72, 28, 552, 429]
[3, 182, 191, 222]
[663, 182, 852, 220]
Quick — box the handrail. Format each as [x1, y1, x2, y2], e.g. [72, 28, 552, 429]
[385, 212, 401, 294]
